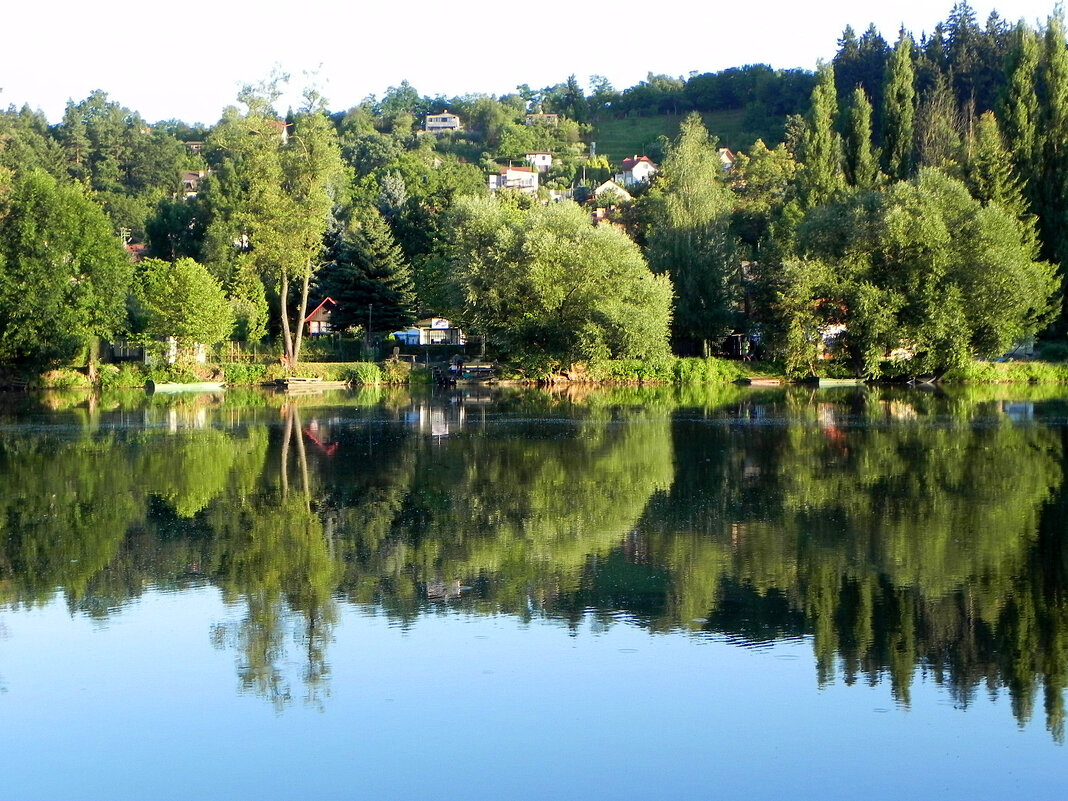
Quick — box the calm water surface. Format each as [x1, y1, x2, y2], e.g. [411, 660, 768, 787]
[0, 384, 1065, 800]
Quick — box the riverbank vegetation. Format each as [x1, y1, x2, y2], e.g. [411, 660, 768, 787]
[3, 3, 1068, 384]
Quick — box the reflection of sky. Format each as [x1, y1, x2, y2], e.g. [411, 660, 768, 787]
[1, 589, 1062, 800]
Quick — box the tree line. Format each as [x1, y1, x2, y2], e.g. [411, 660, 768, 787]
[0, 2, 1065, 378]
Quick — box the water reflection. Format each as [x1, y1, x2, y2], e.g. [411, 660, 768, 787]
[0, 385, 1066, 740]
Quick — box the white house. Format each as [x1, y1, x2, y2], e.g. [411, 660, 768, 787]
[425, 111, 462, 132]
[394, 317, 466, 346]
[718, 147, 736, 171]
[617, 155, 659, 186]
[489, 166, 539, 195]
[525, 152, 553, 172]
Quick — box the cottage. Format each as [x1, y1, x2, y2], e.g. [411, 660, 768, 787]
[304, 297, 338, 336]
[617, 155, 659, 186]
[425, 110, 463, 132]
[182, 170, 207, 199]
[393, 317, 466, 346]
[489, 165, 539, 195]
[719, 147, 736, 171]
[592, 179, 632, 204]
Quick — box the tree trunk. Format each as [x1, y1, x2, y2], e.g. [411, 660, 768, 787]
[280, 272, 295, 371]
[292, 269, 311, 371]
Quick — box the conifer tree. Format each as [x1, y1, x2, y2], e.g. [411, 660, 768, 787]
[883, 30, 917, 180]
[317, 208, 417, 335]
[965, 111, 1030, 226]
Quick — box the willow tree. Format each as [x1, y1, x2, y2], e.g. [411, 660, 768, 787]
[644, 113, 740, 353]
[203, 83, 345, 368]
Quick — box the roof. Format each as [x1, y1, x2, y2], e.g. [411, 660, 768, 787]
[304, 297, 338, 322]
[621, 155, 657, 171]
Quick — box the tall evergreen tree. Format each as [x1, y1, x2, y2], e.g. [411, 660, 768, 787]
[799, 64, 844, 208]
[843, 87, 881, 189]
[883, 30, 917, 181]
[317, 208, 417, 335]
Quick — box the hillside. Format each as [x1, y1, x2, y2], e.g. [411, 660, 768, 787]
[592, 110, 786, 163]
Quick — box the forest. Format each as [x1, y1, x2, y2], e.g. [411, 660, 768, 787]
[0, 1, 1065, 379]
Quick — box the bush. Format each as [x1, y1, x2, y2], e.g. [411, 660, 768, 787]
[34, 369, 92, 389]
[97, 363, 149, 389]
[345, 362, 383, 386]
[223, 362, 270, 386]
[672, 357, 754, 384]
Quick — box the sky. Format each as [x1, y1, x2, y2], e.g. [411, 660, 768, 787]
[1, 0, 1059, 125]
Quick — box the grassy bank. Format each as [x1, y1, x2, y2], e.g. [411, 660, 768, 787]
[15, 355, 1068, 390]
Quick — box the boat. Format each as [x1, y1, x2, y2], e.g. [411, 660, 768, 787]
[145, 380, 225, 394]
[275, 377, 350, 390]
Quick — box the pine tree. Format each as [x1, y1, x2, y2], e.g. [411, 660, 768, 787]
[883, 30, 917, 181]
[844, 87, 881, 189]
[317, 208, 417, 335]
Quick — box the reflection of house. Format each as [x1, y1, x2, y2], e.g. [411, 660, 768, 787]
[304, 297, 338, 336]
[425, 110, 462, 132]
[617, 155, 659, 186]
[525, 152, 552, 171]
[394, 317, 466, 345]
[489, 165, 539, 194]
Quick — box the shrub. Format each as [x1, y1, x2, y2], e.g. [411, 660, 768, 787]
[345, 362, 383, 386]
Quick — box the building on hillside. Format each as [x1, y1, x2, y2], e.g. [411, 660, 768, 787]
[185, 141, 204, 155]
[393, 317, 466, 346]
[718, 147, 736, 171]
[304, 297, 338, 336]
[525, 152, 553, 172]
[489, 165, 539, 195]
[592, 179, 633, 204]
[525, 112, 559, 126]
[425, 111, 463, 132]
[182, 170, 207, 199]
[617, 155, 659, 186]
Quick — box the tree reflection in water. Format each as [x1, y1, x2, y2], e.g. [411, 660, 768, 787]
[0, 386, 1065, 737]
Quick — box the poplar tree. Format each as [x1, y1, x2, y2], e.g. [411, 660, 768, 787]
[843, 87, 881, 190]
[999, 23, 1041, 196]
[883, 30, 917, 181]
[1036, 13, 1068, 285]
[798, 64, 844, 208]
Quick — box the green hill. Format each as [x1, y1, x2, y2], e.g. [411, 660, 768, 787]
[592, 110, 785, 165]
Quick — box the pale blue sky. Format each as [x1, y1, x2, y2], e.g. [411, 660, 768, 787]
[2, 0, 1058, 125]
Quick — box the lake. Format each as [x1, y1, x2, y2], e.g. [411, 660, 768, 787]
[0, 383, 1065, 800]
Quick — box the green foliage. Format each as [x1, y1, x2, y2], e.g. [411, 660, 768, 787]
[0, 170, 133, 366]
[798, 64, 845, 207]
[643, 114, 742, 352]
[883, 31, 917, 180]
[671, 356, 755, 384]
[446, 196, 673, 370]
[776, 170, 1059, 377]
[345, 361, 383, 385]
[134, 257, 235, 349]
[316, 207, 417, 333]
